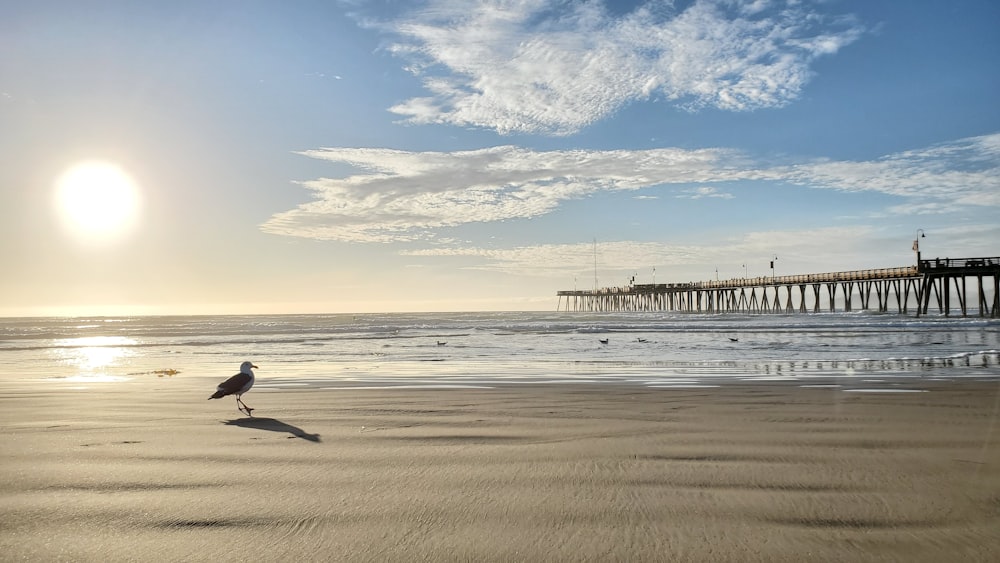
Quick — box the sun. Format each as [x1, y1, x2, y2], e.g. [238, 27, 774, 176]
[55, 161, 140, 242]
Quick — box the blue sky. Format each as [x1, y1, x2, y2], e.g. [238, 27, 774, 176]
[1, 0, 998, 316]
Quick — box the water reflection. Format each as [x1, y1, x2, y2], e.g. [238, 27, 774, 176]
[52, 336, 137, 381]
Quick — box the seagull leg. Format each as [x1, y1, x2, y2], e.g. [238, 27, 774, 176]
[237, 396, 254, 417]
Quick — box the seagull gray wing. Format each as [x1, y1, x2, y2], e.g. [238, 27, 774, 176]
[215, 372, 252, 396]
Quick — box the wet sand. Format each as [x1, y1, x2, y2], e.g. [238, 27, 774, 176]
[2, 378, 999, 562]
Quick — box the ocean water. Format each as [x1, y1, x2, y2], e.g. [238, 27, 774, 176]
[1, 311, 998, 390]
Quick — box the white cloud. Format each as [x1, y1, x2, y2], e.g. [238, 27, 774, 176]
[778, 134, 1000, 202]
[676, 186, 734, 199]
[261, 144, 744, 242]
[882, 201, 968, 216]
[261, 133, 1000, 243]
[398, 226, 881, 279]
[408, 222, 995, 288]
[376, 0, 864, 135]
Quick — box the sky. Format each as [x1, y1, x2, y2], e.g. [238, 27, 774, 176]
[1, 0, 998, 316]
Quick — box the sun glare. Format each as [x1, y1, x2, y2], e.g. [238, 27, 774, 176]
[55, 161, 140, 242]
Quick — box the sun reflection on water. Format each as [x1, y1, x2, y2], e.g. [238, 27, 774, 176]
[52, 336, 138, 381]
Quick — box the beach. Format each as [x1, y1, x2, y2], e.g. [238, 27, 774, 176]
[2, 378, 999, 562]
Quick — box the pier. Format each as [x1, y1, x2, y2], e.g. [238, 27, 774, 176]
[557, 256, 1000, 317]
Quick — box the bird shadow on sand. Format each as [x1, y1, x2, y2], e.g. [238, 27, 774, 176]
[224, 418, 321, 442]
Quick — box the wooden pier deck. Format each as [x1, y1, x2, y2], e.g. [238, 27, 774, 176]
[557, 256, 1000, 317]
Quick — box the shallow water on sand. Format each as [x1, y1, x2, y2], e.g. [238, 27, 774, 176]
[0, 312, 998, 390]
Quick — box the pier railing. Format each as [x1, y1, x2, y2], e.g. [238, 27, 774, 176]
[631, 266, 921, 292]
[919, 257, 1000, 271]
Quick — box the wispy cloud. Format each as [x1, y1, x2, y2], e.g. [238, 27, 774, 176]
[399, 226, 880, 279]
[262, 144, 744, 242]
[412, 222, 994, 286]
[676, 186, 734, 199]
[261, 133, 1000, 243]
[374, 0, 864, 135]
[778, 134, 1000, 204]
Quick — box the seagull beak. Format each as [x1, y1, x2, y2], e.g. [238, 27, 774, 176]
[252, 364, 259, 369]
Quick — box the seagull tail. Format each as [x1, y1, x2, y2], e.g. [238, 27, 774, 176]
[209, 390, 226, 400]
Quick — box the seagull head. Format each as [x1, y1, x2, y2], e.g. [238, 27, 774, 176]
[239, 361, 259, 374]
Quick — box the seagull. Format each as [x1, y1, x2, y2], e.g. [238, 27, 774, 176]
[209, 361, 258, 416]
[599, 338, 609, 345]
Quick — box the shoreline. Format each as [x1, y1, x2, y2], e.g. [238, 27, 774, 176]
[3, 380, 999, 561]
[8, 344, 1000, 396]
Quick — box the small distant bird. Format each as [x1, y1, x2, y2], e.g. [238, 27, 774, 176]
[729, 337, 739, 342]
[637, 338, 647, 343]
[209, 361, 258, 416]
[599, 338, 609, 345]
[437, 341, 447, 346]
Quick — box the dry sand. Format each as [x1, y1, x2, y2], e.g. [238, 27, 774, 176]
[2, 378, 999, 562]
